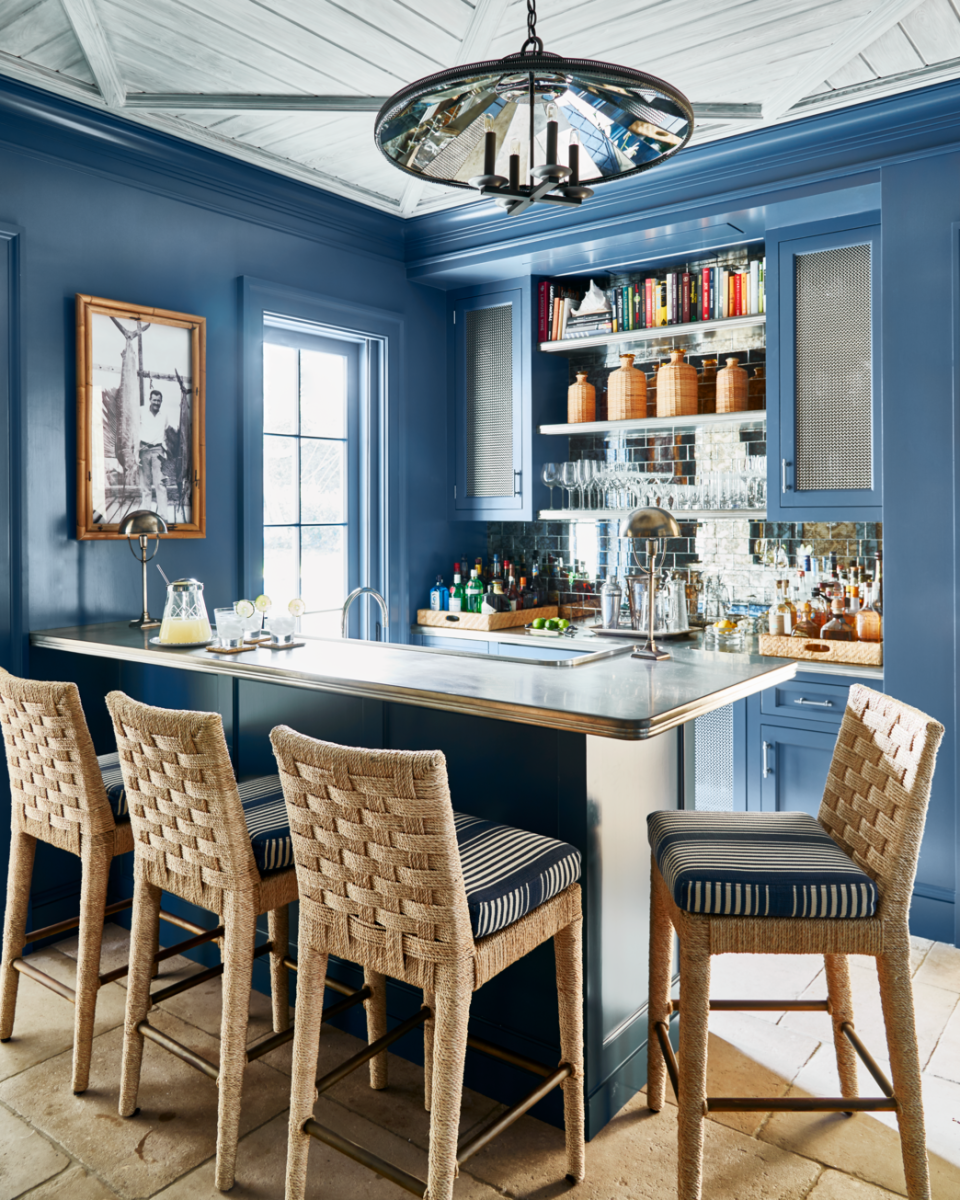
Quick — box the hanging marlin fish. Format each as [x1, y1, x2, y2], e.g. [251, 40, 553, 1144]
[109, 316, 151, 498]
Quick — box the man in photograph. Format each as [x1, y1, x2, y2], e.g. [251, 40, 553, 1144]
[139, 387, 171, 515]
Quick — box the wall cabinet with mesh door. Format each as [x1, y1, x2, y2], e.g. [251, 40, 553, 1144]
[449, 278, 568, 520]
[765, 217, 882, 520]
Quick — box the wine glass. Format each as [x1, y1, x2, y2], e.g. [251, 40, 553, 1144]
[560, 461, 578, 510]
[541, 462, 560, 509]
[577, 459, 595, 510]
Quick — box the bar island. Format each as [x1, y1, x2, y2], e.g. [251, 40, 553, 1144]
[29, 622, 797, 1136]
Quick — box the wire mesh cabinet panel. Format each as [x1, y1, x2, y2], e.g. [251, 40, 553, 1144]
[452, 289, 524, 516]
[770, 221, 882, 518]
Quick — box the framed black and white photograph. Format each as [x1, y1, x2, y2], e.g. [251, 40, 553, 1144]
[76, 294, 206, 539]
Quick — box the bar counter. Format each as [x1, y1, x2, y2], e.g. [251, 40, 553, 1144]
[29, 621, 797, 1137]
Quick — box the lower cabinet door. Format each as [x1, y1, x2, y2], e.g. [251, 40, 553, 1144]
[758, 723, 839, 816]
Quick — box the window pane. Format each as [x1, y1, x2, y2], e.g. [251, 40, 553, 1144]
[301, 609, 341, 639]
[263, 435, 298, 524]
[301, 526, 346, 608]
[301, 350, 346, 438]
[301, 440, 345, 524]
[264, 344, 298, 434]
[264, 526, 299, 604]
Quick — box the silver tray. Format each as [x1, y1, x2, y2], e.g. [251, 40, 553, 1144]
[149, 636, 213, 649]
[589, 625, 695, 640]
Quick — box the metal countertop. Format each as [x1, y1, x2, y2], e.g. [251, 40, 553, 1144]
[30, 622, 798, 741]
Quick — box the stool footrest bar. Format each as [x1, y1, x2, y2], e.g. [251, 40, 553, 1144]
[466, 1034, 553, 1078]
[24, 897, 133, 944]
[303, 1119, 426, 1197]
[137, 1020, 219, 1081]
[316, 1007, 430, 1093]
[246, 1025, 295, 1062]
[12, 958, 76, 1003]
[655, 1021, 680, 1100]
[148, 940, 273, 1005]
[157, 909, 210, 937]
[841, 1022, 895, 1097]
[673, 999, 831, 1013]
[457, 1064, 572, 1165]
[98, 925, 225, 985]
[706, 1095, 897, 1113]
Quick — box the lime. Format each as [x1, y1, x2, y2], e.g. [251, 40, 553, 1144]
[235, 599, 255, 618]
[532, 618, 546, 630]
[254, 594, 272, 612]
[557, 618, 570, 629]
[288, 597, 306, 617]
[546, 618, 561, 630]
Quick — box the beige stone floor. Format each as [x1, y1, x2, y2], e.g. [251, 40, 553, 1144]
[0, 925, 958, 1199]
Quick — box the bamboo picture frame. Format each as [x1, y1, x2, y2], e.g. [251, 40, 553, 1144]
[76, 294, 206, 540]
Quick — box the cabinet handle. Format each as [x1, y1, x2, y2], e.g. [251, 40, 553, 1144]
[795, 697, 833, 707]
[781, 459, 791, 492]
[762, 741, 774, 778]
[514, 469, 522, 496]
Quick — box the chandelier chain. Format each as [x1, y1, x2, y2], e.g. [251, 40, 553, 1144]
[520, 0, 544, 54]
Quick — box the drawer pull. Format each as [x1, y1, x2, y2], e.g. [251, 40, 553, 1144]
[762, 741, 773, 778]
[795, 697, 834, 707]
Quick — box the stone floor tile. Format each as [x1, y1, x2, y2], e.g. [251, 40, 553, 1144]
[19, 1162, 124, 1199]
[914, 941, 960, 995]
[707, 1010, 821, 1084]
[152, 1104, 503, 1199]
[849, 937, 932, 978]
[256, 1022, 502, 1150]
[0, 1009, 291, 1200]
[804, 1167, 903, 1198]
[465, 1085, 821, 1200]
[55, 923, 132, 981]
[0, 1104, 70, 1200]
[154, 960, 282, 1043]
[0, 950, 128, 1083]
[758, 1084, 960, 1198]
[708, 954, 825, 1024]
[926, 997, 960, 1084]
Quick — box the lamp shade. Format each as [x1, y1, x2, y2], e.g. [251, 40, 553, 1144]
[620, 506, 681, 540]
[118, 510, 168, 537]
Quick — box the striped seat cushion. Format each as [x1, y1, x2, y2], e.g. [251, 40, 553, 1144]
[97, 754, 291, 874]
[648, 810, 877, 919]
[454, 812, 581, 938]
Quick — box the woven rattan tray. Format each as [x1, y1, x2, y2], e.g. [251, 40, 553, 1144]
[758, 633, 882, 667]
[416, 606, 557, 632]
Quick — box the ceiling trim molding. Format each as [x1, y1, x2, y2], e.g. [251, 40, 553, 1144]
[789, 56, 960, 115]
[59, 0, 126, 108]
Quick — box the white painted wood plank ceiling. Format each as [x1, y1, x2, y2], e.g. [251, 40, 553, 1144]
[0, 0, 957, 216]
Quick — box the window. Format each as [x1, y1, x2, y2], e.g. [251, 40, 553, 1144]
[262, 320, 360, 638]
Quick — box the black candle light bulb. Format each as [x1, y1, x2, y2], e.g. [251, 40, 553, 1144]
[483, 129, 497, 177]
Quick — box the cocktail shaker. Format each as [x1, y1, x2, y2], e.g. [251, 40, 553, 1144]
[600, 576, 622, 629]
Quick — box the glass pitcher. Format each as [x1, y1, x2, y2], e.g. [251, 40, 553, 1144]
[158, 578, 212, 645]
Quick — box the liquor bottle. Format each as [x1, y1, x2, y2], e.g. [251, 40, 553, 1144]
[791, 602, 818, 638]
[530, 556, 542, 606]
[466, 569, 484, 613]
[809, 587, 830, 630]
[429, 575, 449, 612]
[776, 580, 794, 635]
[481, 580, 510, 614]
[519, 577, 538, 610]
[855, 582, 882, 643]
[518, 551, 528, 584]
[821, 598, 854, 641]
[503, 559, 513, 590]
[505, 574, 520, 612]
[768, 581, 785, 636]
[492, 553, 503, 584]
[448, 566, 465, 613]
[474, 557, 485, 588]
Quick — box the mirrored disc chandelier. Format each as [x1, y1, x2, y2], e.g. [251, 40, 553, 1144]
[374, 0, 694, 216]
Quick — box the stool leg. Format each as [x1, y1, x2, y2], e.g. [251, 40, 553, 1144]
[119, 877, 161, 1118]
[647, 862, 673, 1113]
[677, 935, 711, 1200]
[877, 945, 931, 1200]
[285, 940, 328, 1200]
[425, 968, 472, 1200]
[824, 953, 858, 1100]
[555, 916, 585, 1184]
[364, 967, 388, 1090]
[215, 895, 256, 1192]
[267, 905, 290, 1033]
[423, 988, 435, 1112]
[71, 845, 111, 1093]
[0, 829, 36, 1043]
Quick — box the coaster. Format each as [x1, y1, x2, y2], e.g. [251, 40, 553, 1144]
[265, 640, 305, 651]
[244, 636, 272, 645]
[205, 644, 257, 655]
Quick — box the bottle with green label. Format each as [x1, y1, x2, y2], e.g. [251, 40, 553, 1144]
[466, 569, 484, 614]
[449, 565, 466, 613]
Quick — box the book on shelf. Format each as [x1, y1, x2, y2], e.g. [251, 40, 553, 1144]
[537, 257, 765, 342]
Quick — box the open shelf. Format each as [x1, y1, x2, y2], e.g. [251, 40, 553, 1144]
[539, 313, 765, 354]
[540, 409, 766, 437]
[537, 509, 767, 523]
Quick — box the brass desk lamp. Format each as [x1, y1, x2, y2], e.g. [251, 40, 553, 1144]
[117, 510, 168, 629]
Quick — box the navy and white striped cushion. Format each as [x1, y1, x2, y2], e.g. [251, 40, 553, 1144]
[97, 751, 128, 820]
[648, 811, 877, 919]
[454, 812, 581, 938]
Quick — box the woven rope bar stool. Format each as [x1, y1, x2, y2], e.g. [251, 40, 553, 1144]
[646, 684, 944, 1200]
[106, 690, 300, 1192]
[0, 669, 231, 1094]
[270, 726, 585, 1200]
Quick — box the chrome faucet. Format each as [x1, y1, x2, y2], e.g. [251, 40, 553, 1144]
[340, 586, 389, 641]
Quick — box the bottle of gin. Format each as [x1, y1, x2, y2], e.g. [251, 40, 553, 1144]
[466, 569, 484, 614]
[429, 576, 449, 611]
[448, 566, 465, 613]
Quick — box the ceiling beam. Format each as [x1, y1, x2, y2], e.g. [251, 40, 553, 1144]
[790, 52, 960, 113]
[692, 103, 763, 122]
[60, 0, 125, 108]
[762, 0, 928, 122]
[124, 94, 389, 111]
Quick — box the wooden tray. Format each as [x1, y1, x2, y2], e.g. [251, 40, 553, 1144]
[416, 606, 558, 632]
[758, 633, 882, 667]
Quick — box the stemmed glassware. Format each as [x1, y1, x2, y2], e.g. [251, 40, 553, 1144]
[560, 461, 579, 509]
[541, 462, 560, 509]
